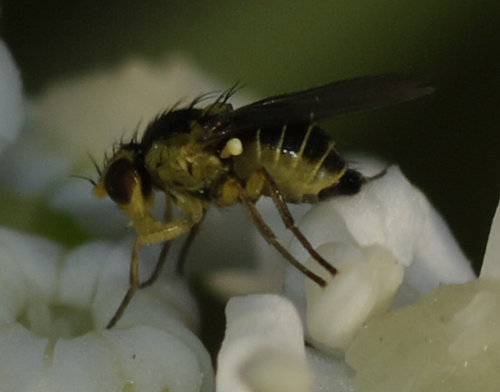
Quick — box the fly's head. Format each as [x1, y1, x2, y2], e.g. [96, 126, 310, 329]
[93, 143, 155, 221]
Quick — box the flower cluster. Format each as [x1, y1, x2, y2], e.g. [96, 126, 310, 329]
[219, 168, 499, 392]
[0, 37, 498, 392]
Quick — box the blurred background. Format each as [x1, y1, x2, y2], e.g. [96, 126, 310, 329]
[0, 0, 498, 273]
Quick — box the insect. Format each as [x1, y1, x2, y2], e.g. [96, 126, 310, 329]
[91, 74, 433, 328]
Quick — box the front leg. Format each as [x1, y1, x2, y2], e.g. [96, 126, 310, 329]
[135, 215, 200, 244]
[134, 190, 205, 244]
[106, 193, 205, 329]
[106, 239, 141, 329]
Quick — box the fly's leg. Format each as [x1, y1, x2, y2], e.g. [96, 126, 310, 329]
[106, 218, 196, 329]
[257, 167, 338, 277]
[176, 220, 203, 275]
[145, 215, 204, 281]
[238, 184, 327, 288]
[139, 218, 201, 289]
[139, 194, 174, 289]
[142, 217, 203, 288]
[106, 194, 204, 329]
[106, 239, 141, 329]
[138, 241, 172, 289]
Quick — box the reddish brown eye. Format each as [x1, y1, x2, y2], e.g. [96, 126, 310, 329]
[104, 158, 138, 204]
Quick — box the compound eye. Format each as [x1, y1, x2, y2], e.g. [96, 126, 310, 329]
[104, 158, 138, 204]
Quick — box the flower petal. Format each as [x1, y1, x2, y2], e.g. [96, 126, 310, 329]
[306, 347, 355, 392]
[0, 39, 23, 154]
[42, 333, 123, 392]
[480, 198, 500, 279]
[346, 279, 500, 391]
[0, 227, 61, 322]
[217, 295, 311, 392]
[105, 327, 213, 392]
[0, 325, 49, 391]
[305, 243, 404, 350]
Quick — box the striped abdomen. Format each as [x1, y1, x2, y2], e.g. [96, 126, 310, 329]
[231, 122, 365, 204]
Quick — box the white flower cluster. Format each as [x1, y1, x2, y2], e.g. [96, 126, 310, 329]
[219, 168, 499, 392]
[0, 233, 214, 392]
[0, 37, 498, 392]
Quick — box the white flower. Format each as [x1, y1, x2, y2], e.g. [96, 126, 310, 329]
[345, 198, 500, 391]
[0, 227, 214, 392]
[0, 39, 23, 155]
[286, 166, 474, 350]
[0, 32, 496, 391]
[217, 295, 312, 392]
[217, 168, 499, 392]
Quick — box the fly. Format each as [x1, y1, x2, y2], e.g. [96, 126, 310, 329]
[90, 74, 433, 328]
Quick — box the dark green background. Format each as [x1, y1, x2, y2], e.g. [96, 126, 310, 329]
[1, 0, 499, 272]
